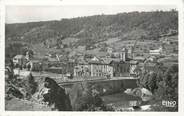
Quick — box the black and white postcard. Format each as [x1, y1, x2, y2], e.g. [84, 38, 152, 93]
[0, 0, 184, 115]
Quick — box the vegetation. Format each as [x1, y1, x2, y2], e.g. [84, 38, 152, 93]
[138, 64, 178, 111]
[5, 42, 28, 58]
[70, 82, 114, 111]
[5, 10, 178, 111]
[5, 10, 178, 63]
[5, 65, 38, 100]
[24, 73, 38, 99]
[6, 10, 178, 46]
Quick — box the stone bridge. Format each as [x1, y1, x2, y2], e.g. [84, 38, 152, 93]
[59, 77, 139, 95]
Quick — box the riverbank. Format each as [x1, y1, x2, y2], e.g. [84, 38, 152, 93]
[102, 92, 153, 111]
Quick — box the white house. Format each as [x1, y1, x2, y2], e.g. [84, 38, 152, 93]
[149, 47, 162, 55]
[13, 55, 27, 67]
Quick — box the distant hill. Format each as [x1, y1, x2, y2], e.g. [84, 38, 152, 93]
[5, 10, 178, 59]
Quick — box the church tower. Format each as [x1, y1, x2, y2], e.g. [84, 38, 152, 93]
[120, 48, 128, 61]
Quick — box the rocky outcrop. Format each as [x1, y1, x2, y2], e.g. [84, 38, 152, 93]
[34, 77, 72, 111]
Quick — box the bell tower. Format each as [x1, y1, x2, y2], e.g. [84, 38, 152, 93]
[121, 48, 128, 61]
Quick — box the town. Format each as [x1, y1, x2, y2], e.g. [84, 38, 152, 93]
[10, 31, 178, 81]
[5, 9, 178, 111]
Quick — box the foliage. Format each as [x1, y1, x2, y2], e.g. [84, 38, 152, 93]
[23, 73, 38, 99]
[5, 42, 28, 58]
[6, 64, 29, 100]
[6, 10, 178, 45]
[5, 73, 38, 100]
[155, 64, 178, 102]
[70, 82, 114, 111]
[139, 64, 178, 111]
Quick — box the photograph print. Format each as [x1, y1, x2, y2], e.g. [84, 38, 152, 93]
[5, 5, 178, 111]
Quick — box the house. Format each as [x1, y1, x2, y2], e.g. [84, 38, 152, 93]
[145, 56, 157, 63]
[77, 45, 86, 51]
[149, 47, 162, 55]
[26, 60, 42, 71]
[91, 56, 101, 61]
[44, 61, 76, 74]
[107, 47, 113, 54]
[13, 55, 27, 67]
[133, 56, 146, 63]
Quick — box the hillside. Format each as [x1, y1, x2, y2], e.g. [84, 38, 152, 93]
[5, 98, 52, 111]
[5, 10, 178, 59]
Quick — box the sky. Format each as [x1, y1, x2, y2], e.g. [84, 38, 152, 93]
[6, 5, 176, 24]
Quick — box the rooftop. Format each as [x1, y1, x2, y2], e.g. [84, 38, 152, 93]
[13, 55, 25, 59]
[129, 60, 139, 64]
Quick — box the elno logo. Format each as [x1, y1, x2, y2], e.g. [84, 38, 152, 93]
[162, 100, 177, 107]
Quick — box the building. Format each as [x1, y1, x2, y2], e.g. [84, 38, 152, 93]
[74, 57, 113, 78]
[106, 47, 140, 77]
[62, 61, 77, 74]
[120, 48, 128, 61]
[74, 47, 142, 78]
[13, 55, 27, 67]
[45, 66, 63, 74]
[89, 59, 113, 77]
[109, 59, 130, 77]
[133, 56, 146, 63]
[129, 60, 139, 76]
[149, 47, 162, 55]
[25, 50, 34, 61]
[110, 47, 129, 60]
[74, 60, 91, 77]
[107, 47, 113, 54]
[26, 60, 42, 71]
[145, 56, 157, 63]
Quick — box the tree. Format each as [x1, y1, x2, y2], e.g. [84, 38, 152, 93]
[70, 82, 111, 111]
[24, 73, 38, 99]
[162, 64, 178, 101]
[153, 64, 178, 111]
[138, 72, 158, 93]
[147, 72, 158, 93]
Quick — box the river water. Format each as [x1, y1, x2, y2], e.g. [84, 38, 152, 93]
[101, 92, 142, 109]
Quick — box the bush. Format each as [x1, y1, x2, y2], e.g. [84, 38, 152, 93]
[24, 73, 38, 99]
[70, 82, 114, 111]
[155, 65, 178, 110]
[138, 64, 178, 111]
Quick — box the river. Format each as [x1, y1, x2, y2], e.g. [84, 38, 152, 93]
[101, 92, 142, 110]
